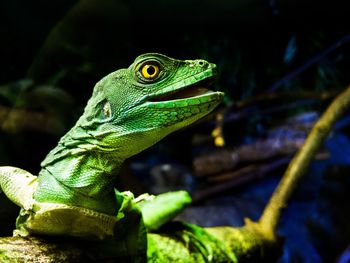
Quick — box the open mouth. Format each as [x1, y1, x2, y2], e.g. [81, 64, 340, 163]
[149, 76, 216, 102]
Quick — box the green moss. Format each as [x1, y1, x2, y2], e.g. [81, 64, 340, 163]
[147, 222, 237, 263]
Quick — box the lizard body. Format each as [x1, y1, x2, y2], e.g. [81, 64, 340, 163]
[0, 53, 223, 240]
[35, 53, 222, 214]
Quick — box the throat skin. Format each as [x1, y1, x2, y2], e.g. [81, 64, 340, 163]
[34, 116, 189, 215]
[36, 146, 125, 215]
[33, 53, 224, 215]
[34, 112, 183, 215]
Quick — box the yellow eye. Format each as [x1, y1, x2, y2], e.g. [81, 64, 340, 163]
[141, 64, 160, 79]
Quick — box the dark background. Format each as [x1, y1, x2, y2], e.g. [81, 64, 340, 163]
[1, 0, 350, 262]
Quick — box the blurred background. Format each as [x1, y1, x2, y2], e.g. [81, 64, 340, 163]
[0, 0, 349, 262]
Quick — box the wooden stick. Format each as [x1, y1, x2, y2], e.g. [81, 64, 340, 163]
[258, 85, 350, 238]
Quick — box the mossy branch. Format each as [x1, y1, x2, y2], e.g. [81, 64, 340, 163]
[257, 85, 350, 238]
[2, 86, 350, 262]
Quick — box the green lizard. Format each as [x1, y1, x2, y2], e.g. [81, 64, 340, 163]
[0, 53, 223, 241]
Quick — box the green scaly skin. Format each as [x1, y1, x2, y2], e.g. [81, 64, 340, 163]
[0, 53, 223, 240]
[34, 53, 221, 215]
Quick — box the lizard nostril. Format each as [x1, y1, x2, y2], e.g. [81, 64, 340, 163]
[197, 60, 208, 68]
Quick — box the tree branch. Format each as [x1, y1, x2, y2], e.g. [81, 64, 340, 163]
[257, 85, 350, 238]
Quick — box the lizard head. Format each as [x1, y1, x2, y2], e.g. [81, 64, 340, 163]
[80, 53, 224, 157]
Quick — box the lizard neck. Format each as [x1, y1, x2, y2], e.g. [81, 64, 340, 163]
[34, 128, 126, 215]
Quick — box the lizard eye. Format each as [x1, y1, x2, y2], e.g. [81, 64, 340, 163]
[141, 64, 160, 80]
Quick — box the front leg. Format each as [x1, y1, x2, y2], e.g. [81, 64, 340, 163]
[0, 167, 128, 239]
[1, 166, 191, 240]
[135, 190, 192, 231]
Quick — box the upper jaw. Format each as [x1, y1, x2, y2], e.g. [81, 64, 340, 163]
[147, 68, 218, 103]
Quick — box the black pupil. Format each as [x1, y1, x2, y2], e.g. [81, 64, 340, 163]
[147, 66, 156, 75]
